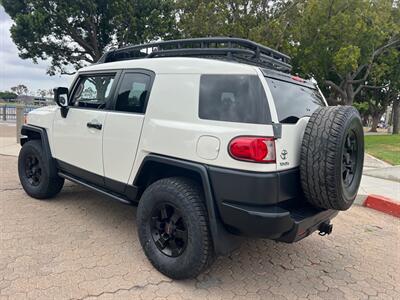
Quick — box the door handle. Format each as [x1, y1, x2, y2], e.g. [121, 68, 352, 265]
[87, 122, 102, 130]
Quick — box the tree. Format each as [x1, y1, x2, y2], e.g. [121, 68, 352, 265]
[354, 47, 400, 132]
[361, 89, 391, 132]
[393, 96, 400, 134]
[47, 89, 54, 98]
[10, 84, 28, 96]
[284, 0, 400, 105]
[2, 0, 178, 75]
[0, 91, 18, 100]
[37, 89, 47, 98]
[176, 0, 299, 45]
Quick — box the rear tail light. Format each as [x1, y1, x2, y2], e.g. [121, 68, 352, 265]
[229, 136, 276, 163]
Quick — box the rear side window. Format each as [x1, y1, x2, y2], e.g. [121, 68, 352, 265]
[199, 75, 271, 124]
[266, 78, 325, 123]
[115, 73, 151, 113]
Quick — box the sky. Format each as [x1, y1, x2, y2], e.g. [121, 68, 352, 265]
[0, 6, 72, 95]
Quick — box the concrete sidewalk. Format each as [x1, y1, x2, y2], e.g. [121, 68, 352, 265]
[363, 166, 400, 182]
[359, 154, 399, 202]
[0, 137, 20, 157]
[358, 175, 400, 202]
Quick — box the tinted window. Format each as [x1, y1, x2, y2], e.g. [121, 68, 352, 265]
[72, 75, 115, 109]
[115, 73, 151, 113]
[266, 78, 325, 123]
[199, 75, 271, 124]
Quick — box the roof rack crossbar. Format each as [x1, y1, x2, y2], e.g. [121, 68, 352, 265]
[97, 37, 292, 72]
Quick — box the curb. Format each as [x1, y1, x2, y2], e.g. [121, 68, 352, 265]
[361, 194, 400, 218]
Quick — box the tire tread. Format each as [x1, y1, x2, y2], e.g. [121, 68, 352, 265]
[137, 177, 213, 279]
[300, 106, 363, 210]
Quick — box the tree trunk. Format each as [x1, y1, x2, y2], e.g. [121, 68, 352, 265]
[362, 115, 369, 127]
[344, 78, 355, 105]
[370, 113, 380, 132]
[393, 97, 400, 134]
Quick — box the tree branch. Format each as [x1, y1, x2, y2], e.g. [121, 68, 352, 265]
[325, 80, 346, 98]
[351, 64, 368, 80]
[66, 26, 95, 59]
[348, 64, 371, 84]
[354, 83, 390, 96]
[349, 37, 400, 84]
[372, 36, 400, 58]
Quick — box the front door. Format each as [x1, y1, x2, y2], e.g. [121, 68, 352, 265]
[52, 73, 117, 185]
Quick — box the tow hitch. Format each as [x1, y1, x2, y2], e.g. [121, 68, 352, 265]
[318, 222, 333, 236]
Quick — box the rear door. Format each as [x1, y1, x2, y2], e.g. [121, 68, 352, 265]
[102, 70, 154, 193]
[265, 77, 326, 171]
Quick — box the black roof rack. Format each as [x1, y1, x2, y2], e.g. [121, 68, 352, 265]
[97, 37, 292, 73]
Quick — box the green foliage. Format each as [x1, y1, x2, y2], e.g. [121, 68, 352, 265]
[2, 0, 177, 74]
[0, 91, 18, 100]
[353, 101, 370, 115]
[176, 0, 294, 46]
[286, 0, 399, 82]
[333, 46, 361, 74]
[372, 48, 400, 87]
[355, 46, 400, 129]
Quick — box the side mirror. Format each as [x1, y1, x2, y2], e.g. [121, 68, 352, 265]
[54, 87, 69, 108]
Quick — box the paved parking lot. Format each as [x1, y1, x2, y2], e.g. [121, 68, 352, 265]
[0, 155, 399, 300]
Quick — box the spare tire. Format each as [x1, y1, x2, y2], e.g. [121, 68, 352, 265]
[300, 106, 364, 210]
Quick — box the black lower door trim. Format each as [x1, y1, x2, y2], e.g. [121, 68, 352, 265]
[58, 172, 132, 205]
[56, 159, 138, 204]
[105, 178, 126, 194]
[57, 160, 104, 186]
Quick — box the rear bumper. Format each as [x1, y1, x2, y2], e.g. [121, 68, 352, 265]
[220, 201, 338, 242]
[207, 166, 339, 242]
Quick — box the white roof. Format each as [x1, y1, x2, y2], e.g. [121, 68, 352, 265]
[79, 57, 258, 75]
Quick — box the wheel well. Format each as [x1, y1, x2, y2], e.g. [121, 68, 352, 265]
[135, 160, 204, 196]
[133, 155, 241, 255]
[21, 129, 41, 145]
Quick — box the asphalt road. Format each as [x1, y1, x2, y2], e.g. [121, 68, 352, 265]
[0, 155, 399, 300]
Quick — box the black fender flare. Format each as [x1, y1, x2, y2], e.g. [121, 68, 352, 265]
[133, 154, 241, 255]
[20, 124, 58, 178]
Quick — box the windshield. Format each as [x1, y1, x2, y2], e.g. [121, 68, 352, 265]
[266, 78, 325, 124]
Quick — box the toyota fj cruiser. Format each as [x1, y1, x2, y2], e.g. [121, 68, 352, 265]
[18, 38, 364, 279]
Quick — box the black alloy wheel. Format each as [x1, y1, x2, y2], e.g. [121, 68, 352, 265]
[18, 140, 64, 199]
[137, 177, 213, 279]
[24, 154, 42, 186]
[342, 129, 359, 188]
[150, 203, 188, 257]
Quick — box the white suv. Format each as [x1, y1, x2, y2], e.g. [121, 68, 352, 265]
[18, 38, 364, 279]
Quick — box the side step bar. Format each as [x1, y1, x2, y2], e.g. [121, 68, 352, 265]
[58, 172, 133, 205]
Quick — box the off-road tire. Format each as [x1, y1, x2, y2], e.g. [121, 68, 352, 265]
[137, 177, 213, 279]
[18, 140, 64, 199]
[300, 106, 364, 210]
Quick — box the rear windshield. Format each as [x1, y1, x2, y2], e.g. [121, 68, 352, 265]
[266, 78, 325, 123]
[199, 75, 271, 124]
